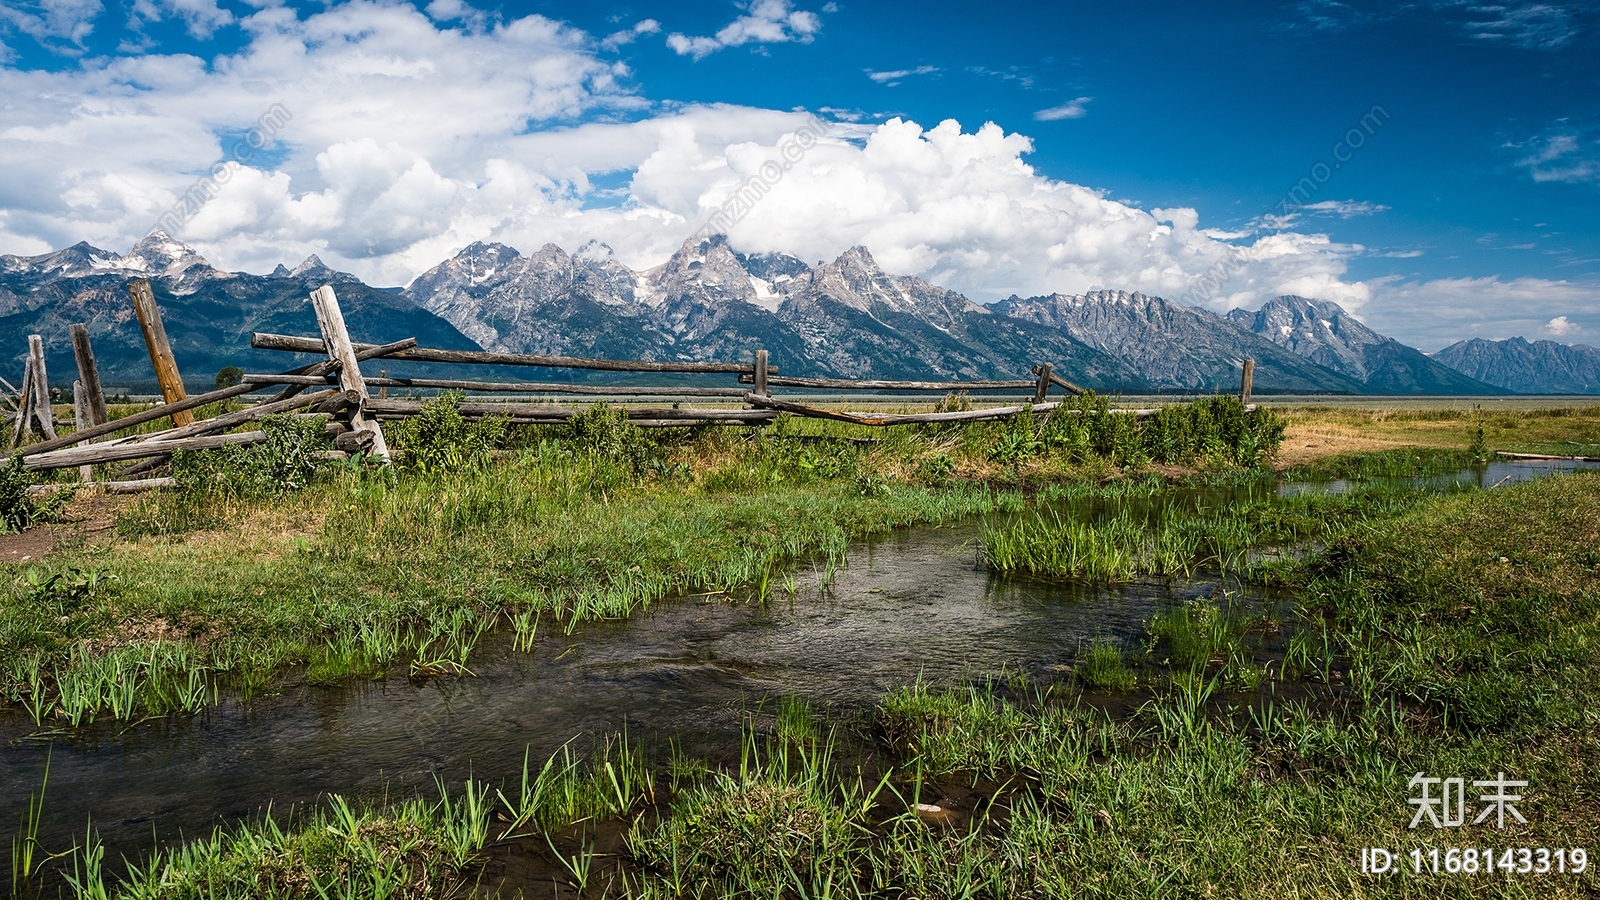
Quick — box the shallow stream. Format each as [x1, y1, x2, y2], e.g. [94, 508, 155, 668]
[2, 458, 1596, 877]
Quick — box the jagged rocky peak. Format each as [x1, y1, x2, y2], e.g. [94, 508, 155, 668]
[288, 255, 328, 277]
[569, 240, 638, 306]
[277, 253, 362, 284]
[645, 234, 763, 308]
[804, 245, 911, 314]
[0, 240, 120, 277]
[407, 241, 523, 300]
[1226, 295, 1388, 382]
[124, 231, 212, 279]
[454, 241, 526, 284]
[733, 248, 810, 282]
[1230, 295, 1380, 347]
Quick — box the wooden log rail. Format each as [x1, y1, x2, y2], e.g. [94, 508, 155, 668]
[738, 373, 1036, 391]
[250, 333, 780, 375]
[243, 372, 750, 398]
[365, 398, 776, 426]
[19, 412, 346, 472]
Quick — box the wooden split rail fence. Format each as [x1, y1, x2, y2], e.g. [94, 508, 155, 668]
[4, 279, 1257, 486]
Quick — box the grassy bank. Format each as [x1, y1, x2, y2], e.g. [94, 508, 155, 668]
[27, 467, 1600, 898]
[1271, 402, 1600, 466]
[980, 479, 1463, 581]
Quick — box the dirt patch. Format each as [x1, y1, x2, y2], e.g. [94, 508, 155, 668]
[1272, 423, 1434, 468]
[0, 526, 56, 564]
[0, 488, 122, 564]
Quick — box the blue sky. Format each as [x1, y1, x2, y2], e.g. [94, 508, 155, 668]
[1, 0, 1596, 347]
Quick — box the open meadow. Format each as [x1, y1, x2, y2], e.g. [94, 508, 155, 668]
[4, 396, 1599, 899]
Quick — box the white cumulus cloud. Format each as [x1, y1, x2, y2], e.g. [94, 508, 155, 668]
[600, 18, 660, 51]
[2, 0, 1588, 352]
[129, 0, 234, 39]
[665, 0, 822, 60]
[1, 0, 103, 47]
[1363, 276, 1600, 349]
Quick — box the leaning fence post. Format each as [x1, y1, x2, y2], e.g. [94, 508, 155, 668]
[27, 335, 57, 440]
[753, 349, 769, 397]
[309, 285, 390, 461]
[1239, 359, 1255, 404]
[128, 279, 194, 426]
[1033, 363, 1053, 403]
[70, 323, 109, 426]
[73, 381, 93, 482]
[7, 357, 33, 449]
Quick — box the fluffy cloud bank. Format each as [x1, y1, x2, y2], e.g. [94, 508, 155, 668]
[1360, 276, 1600, 350]
[0, 0, 1590, 350]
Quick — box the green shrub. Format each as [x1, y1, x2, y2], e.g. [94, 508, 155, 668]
[1037, 393, 1284, 468]
[0, 457, 73, 533]
[565, 402, 652, 468]
[173, 413, 328, 497]
[214, 366, 243, 390]
[389, 392, 507, 475]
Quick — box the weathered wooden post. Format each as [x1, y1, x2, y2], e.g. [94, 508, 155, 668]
[73, 381, 93, 482]
[378, 369, 388, 400]
[127, 279, 194, 426]
[7, 359, 32, 449]
[26, 335, 57, 440]
[753, 349, 769, 397]
[309, 285, 389, 460]
[1239, 359, 1255, 404]
[70, 323, 109, 426]
[1034, 362, 1053, 403]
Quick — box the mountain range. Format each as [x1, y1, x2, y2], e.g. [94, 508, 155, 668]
[1225, 295, 1507, 395]
[0, 232, 1579, 395]
[1433, 337, 1600, 394]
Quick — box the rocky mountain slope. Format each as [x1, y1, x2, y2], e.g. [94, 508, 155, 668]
[404, 235, 1146, 386]
[1433, 337, 1600, 394]
[0, 234, 478, 390]
[993, 290, 1368, 393]
[1227, 295, 1506, 395]
[6, 232, 1560, 396]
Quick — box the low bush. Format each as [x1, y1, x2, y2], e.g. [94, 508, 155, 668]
[172, 414, 328, 497]
[388, 392, 507, 475]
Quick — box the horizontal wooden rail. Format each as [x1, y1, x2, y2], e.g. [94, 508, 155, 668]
[23, 430, 269, 471]
[366, 398, 774, 422]
[251, 333, 779, 375]
[737, 373, 1036, 391]
[745, 394, 1062, 426]
[244, 373, 749, 398]
[26, 477, 176, 497]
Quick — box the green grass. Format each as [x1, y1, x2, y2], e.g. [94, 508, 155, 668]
[35, 474, 1600, 898]
[1074, 638, 1137, 691]
[62, 783, 492, 900]
[981, 480, 1458, 582]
